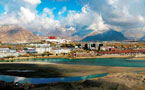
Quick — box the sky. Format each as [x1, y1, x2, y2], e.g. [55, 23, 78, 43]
[0, 0, 145, 39]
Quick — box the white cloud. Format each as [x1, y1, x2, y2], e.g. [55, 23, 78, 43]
[22, 8, 64, 36]
[84, 0, 145, 38]
[0, 15, 19, 25]
[18, 7, 36, 23]
[67, 27, 76, 31]
[63, 5, 110, 33]
[105, 0, 145, 26]
[124, 27, 145, 39]
[87, 15, 109, 32]
[53, 0, 68, 2]
[0, 0, 145, 40]
[63, 5, 95, 26]
[58, 6, 67, 15]
[42, 8, 55, 19]
[0, 0, 66, 37]
[107, 0, 118, 5]
[23, 0, 41, 5]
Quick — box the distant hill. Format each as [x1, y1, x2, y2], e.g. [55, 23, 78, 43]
[140, 35, 145, 41]
[0, 25, 41, 43]
[33, 32, 44, 36]
[72, 26, 93, 37]
[82, 30, 128, 42]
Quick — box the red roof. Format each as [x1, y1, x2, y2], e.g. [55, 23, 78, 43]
[48, 36, 56, 39]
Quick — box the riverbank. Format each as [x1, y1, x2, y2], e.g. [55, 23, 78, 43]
[0, 62, 144, 89]
[33, 72, 145, 90]
[0, 72, 145, 90]
[1, 55, 135, 61]
[0, 53, 145, 61]
[71, 55, 133, 59]
[129, 57, 145, 60]
[71, 54, 145, 60]
[2, 55, 69, 61]
[0, 62, 145, 78]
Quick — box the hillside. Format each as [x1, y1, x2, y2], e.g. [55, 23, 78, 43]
[140, 35, 145, 41]
[0, 25, 41, 43]
[82, 30, 128, 42]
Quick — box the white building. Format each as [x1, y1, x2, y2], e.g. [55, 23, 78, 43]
[29, 43, 52, 54]
[29, 43, 51, 47]
[0, 48, 10, 53]
[0, 48, 25, 58]
[35, 47, 52, 54]
[44, 39, 70, 43]
[51, 48, 71, 54]
[43, 36, 71, 44]
[100, 47, 106, 51]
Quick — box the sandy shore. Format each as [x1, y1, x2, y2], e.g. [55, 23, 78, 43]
[72, 55, 132, 59]
[2, 55, 133, 61]
[0, 62, 145, 89]
[1, 54, 145, 61]
[0, 62, 145, 78]
[128, 57, 145, 60]
[3, 55, 69, 61]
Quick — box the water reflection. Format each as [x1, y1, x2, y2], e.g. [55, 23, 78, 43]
[6, 70, 35, 73]
[0, 73, 108, 84]
[27, 58, 145, 67]
[2, 58, 145, 67]
[1, 58, 145, 84]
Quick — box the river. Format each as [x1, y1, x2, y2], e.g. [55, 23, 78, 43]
[15, 58, 145, 67]
[0, 58, 145, 84]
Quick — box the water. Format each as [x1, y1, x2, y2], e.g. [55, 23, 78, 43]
[0, 58, 145, 84]
[0, 73, 108, 84]
[15, 58, 145, 67]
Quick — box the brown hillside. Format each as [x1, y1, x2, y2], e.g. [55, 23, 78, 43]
[0, 25, 41, 43]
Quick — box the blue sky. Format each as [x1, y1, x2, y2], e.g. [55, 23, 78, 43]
[0, 5, 4, 16]
[0, 0, 82, 18]
[0, 0, 144, 39]
[37, 0, 82, 18]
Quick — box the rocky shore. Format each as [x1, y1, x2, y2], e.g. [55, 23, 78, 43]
[0, 72, 145, 90]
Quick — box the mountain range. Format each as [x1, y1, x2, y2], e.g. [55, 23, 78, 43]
[82, 30, 128, 42]
[0, 25, 41, 43]
[140, 35, 145, 41]
[0, 25, 144, 43]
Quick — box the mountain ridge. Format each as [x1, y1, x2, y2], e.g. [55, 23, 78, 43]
[82, 30, 128, 42]
[140, 35, 145, 41]
[0, 25, 41, 43]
